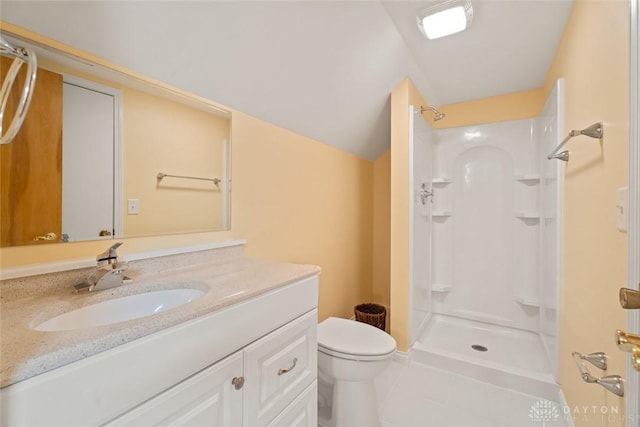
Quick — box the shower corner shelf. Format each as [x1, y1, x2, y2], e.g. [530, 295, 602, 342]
[514, 295, 540, 307]
[432, 210, 453, 218]
[431, 177, 451, 184]
[515, 212, 540, 220]
[515, 174, 541, 182]
[432, 283, 452, 293]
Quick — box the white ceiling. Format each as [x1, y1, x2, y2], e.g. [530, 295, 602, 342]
[1, 1, 573, 160]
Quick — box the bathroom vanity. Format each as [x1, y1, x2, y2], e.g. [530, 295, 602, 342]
[0, 244, 320, 426]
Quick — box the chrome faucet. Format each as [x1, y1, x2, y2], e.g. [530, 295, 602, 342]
[74, 243, 132, 293]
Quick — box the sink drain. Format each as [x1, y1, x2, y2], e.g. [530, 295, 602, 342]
[471, 344, 488, 352]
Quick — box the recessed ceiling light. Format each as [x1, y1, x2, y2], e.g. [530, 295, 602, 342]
[417, 0, 473, 40]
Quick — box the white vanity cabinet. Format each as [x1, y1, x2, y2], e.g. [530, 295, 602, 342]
[243, 308, 317, 427]
[106, 352, 244, 427]
[108, 309, 318, 427]
[0, 275, 319, 427]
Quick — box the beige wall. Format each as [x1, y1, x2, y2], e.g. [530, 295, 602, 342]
[231, 112, 374, 321]
[122, 88, 228, 236]
[543, 1, 628, 424]
[0, 24, 374, 324]
[390, 79, 429, 351]
[372, 149, 391, 315]
[433, 88, 545, 129]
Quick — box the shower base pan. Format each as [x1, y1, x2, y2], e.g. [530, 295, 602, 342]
[411, 314, 559, 400]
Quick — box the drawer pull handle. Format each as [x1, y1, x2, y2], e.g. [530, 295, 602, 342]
[278, 358, 298, 376]
[232, 376, 244, 390]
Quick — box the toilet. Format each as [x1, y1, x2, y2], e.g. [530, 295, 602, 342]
[317, 317, 396, 427]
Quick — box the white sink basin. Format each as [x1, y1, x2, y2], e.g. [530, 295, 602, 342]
[34, 289, 205, 332]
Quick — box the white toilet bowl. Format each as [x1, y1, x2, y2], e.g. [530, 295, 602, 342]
[317, 317, 396, 427]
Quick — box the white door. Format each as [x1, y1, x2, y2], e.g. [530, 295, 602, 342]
[62, 80, 115, 241]
[409, 105, 434, 345]
[625, 0, 640, 421]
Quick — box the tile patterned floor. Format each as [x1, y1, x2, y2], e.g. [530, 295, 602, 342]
[374, 358, 569, 427]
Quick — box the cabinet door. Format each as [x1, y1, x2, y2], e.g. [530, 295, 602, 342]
[106, 352, 243, 427]
[266, 381, 317, 427]
[243, 309, 317, 427]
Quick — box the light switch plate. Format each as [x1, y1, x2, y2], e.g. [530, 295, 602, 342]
[127, 199, 139, 215]
[616, 187, 628, 232]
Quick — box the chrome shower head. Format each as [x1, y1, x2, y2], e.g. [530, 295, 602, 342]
[420, 105, 445, 121]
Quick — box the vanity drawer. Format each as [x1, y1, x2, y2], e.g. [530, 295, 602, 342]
[267, 381, 317, 427]
[243, 309, 317, 427]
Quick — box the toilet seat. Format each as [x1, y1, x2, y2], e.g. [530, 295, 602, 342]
[318, 345, 394, 361]
[318, 317, 396, 361]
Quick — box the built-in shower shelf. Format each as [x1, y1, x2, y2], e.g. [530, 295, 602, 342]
[514, 295, 540, 307]
[515, 174, 541, 182]
[515, 212, 540, 219]
[431, 177, 451, 184]
[431, 283, 453, 292]
[432, 211, 453, 217]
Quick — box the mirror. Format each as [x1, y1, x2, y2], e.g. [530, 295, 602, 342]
[0, 29, 231, 247]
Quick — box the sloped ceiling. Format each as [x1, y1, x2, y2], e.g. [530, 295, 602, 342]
[1, 1, 573, 160]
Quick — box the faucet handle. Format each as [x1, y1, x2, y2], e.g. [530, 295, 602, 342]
[97, 242, 123, 261]
[96, 242, 124, 270]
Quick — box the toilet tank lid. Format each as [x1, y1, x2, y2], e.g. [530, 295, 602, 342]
[317, 317, 396, 356]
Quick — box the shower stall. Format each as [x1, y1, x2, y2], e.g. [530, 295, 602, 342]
[408, 81, 563, 398]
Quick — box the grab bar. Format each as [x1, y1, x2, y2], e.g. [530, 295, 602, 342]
[0, 36, 37, 145]
[157, 172, 220, 186]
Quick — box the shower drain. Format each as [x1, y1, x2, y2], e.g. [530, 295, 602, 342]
[471, 344, 488, 352]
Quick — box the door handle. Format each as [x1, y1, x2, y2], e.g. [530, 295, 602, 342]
[33, 232, 57, 241]
[620, 288, 640, 309]
[616, 329, 640, 351]
[632, 348, 640, 372]
[616, 330, 640, 372]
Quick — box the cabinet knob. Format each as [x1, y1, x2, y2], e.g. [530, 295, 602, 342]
[231, 376, 244, 390]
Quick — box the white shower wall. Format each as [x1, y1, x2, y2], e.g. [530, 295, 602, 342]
[431, 119, 543, 332]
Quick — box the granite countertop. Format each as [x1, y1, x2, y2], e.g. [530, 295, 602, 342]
[0, 256, 320, 388]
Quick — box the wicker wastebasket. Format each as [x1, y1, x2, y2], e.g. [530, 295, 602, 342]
[354, 303, 386, 331]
